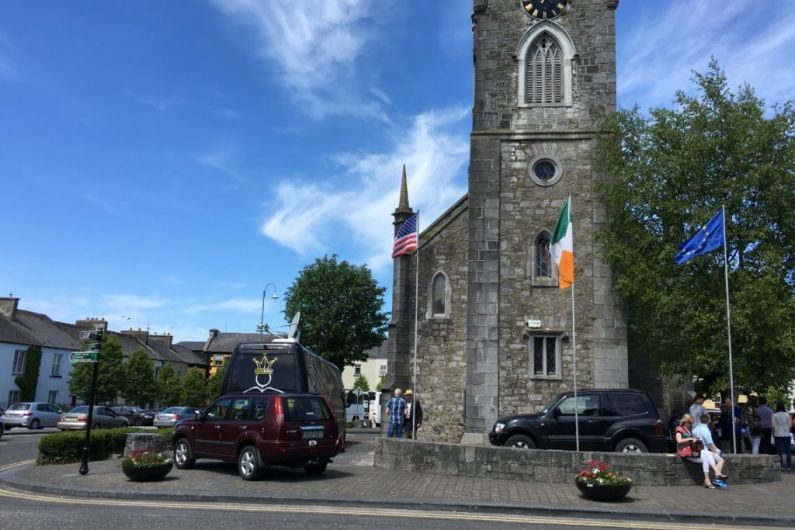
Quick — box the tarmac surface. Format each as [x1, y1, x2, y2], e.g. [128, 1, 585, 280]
[1, 430, 794, 527]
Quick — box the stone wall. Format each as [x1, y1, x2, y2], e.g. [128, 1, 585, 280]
[375, 438, 781, 486]
[412, 199, 470, 442]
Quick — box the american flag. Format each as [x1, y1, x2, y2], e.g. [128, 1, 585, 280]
[392, 214, 418, 258]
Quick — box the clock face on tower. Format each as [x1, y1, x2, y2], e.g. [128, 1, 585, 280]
[521, 0, 568, 20]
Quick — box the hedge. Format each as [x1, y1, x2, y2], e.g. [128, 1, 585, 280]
[37, 427, 174, 465]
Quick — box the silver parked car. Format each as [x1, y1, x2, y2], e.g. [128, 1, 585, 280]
[154, 406, 200, 428]
[57, 406, 129, 430]
[2, 402, 62, 430]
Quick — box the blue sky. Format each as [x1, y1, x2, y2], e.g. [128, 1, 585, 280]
[2, 1, 794, 343]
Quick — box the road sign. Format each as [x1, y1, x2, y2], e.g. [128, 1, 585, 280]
[70, 350, 99, 363]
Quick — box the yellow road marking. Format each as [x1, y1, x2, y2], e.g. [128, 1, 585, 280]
[0, 484, 773, 530]
[0, 459, 35, 473]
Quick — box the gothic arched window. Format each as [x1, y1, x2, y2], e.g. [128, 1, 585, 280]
[535, 232, 552, 278]
[526, 34, 563, 105]
[431, 273, 447, 317]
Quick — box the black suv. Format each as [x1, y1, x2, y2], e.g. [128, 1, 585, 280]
[489, 389, 666, 453]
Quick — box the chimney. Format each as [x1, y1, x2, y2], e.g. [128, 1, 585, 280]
[148, 332, 173, 349]
[75, 317, 108, 332]
[0, 297, 19, 320]
[121, 328, 149, 344]
[208, 328, 220, 343]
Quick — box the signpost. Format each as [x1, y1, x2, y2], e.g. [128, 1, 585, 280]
[71, 329, 104, 475]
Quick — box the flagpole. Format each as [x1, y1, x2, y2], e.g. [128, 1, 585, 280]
[413, 211, 420, 441]
[569, 194, 579, 453]
[722, 205, 737, 454]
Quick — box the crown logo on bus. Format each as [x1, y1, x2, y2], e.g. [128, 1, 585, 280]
[252, 353, 277, 376]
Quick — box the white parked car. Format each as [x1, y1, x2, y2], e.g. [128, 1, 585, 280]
[2, 402, 62, 430]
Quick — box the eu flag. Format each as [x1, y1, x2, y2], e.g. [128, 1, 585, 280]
[675, 209, 725, 264]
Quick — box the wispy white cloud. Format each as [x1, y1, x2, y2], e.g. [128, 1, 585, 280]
[0, 33, 15, 80]
[184, 297, 263, 315]
[261, 106, 470, 270]
[210, 0, 390, 121]
[619, 3, 795, 108]
[195, 141, 246, 186]
[82, 193, 119, 216]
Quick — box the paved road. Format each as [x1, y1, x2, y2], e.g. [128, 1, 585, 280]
[0, 428, 53, 466]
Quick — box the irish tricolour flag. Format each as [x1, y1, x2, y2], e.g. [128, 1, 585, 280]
[551, 197, 574, 288]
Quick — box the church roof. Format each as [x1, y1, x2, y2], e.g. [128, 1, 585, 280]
[419, 194, 468, 247]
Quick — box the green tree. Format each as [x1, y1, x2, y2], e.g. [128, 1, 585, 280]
[121, 348, 157, 408]
[68, 334, 126, 403]
[353, 375, 370, 392]
[596, 60, 795, 394]
[283, 255, 388, 370]
[156, 363, 183, 407]
[182, 369, 208, 408]
[14, 346, 42, 402]
[206, 361, 227, 402]
[376, 375, 387, 391]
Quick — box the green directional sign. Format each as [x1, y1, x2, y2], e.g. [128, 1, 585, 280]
[70, 350, 100, 363]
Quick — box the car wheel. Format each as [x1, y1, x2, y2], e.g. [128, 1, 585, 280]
[29, 419, 40, 430]
[305, 459, 328, 476]
[173, 438, 196, 469]
[238, 446, 262, 481]
[0, 424, 4, 439]
[504, 434, 536, 449]
[615, 437, 648, 454]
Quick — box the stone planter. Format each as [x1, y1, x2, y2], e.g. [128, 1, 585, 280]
[121, 460, 173, 482]
[575, 478, 632, 501]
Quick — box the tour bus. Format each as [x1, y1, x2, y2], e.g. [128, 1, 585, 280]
[220, 337, 346, 445]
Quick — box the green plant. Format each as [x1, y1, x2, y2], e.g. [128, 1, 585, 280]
[122, 348, 157, 407]
[37, 428, 174, 465]
[14, 346, 42, 402]
[156, 363, 183, 406]
[123, 451, 172, 467]
[353, 375, 370, 392]
[576, 460, 633, 486]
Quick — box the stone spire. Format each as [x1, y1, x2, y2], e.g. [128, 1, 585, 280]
[395, 164, 411, 214]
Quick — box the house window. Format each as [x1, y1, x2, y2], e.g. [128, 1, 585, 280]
[51, 353, 63, 376]
[213, 354, 224, 367]
[535, 232, 552, 278]
[531, 335, 561, 378]
[429, 271, 450, 318]
[379, 364, 387, 377]
[354, 365, 362, 377]
[12, 350, 26, 374]
[526, 34, 563, 105]
[48, 390, 58, 404]
[8, 390, 21, 405]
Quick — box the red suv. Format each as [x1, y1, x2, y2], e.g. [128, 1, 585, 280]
[172, 393, 341, 480]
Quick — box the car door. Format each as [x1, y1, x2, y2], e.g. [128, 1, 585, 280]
[220, 397, 253, 460]
[194, 397, 232, 457]
[547, 393, 602, 450]
[44, 404, 61, 427]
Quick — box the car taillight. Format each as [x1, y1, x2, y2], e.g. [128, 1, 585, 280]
[78, 415, 87, 421]
[653, 419, 664, 435]
[59, 415, 65, 421]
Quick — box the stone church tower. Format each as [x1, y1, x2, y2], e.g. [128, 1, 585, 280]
[385, 0, 628, 442]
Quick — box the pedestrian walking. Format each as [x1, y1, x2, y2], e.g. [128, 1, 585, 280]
[403, 389, 423, 439]
[772, 401, 792, 472]
[745, 394, 763, 454]
[386, 388, 407, 438]
[758, 397, 774, 454]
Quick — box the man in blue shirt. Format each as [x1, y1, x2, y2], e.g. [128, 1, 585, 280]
[386, 388, 407, 438]
[694, 413, 728, 488]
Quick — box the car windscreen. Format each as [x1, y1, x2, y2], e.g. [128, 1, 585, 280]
[160, 407, 181, 414]
[9, 403, 31, 410]
[68, 406, 89, 413]
[282, 397, 331, 422]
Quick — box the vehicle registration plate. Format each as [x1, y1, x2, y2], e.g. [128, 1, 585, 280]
[301, 430, 323, 440]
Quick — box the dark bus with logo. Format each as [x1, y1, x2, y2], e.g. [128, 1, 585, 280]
[220, 338, 346, 444]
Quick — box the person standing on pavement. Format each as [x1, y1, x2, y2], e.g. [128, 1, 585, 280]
[386, 388, 407, 438]
[758, 396, 774, 454]
[403, 389, 423, 439]
[772, 401, 792, 471]
[718, 397, 742, 453]
[368, 398, 378, 429]
[690, 395, 707, 428]
[745, 394, 763, 454]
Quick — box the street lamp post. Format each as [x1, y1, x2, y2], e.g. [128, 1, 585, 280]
[258, 283, 279, 335]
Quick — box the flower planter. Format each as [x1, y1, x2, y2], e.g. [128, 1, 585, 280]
[122, 460, 173, 482]
[575, 478, 632, 501]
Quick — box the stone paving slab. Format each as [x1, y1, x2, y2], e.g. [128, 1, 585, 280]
[2, 454, 794, 526]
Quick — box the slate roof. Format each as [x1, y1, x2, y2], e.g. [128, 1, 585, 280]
[171, 343, 206, 366]
[0, 314, 37, 346]
[175, 341, 205, 352]
[1, 310, 81, 350]
[363, 341, 388, 359]
[205, 332, 279, 354]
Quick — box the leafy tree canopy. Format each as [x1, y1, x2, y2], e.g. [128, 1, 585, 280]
[283, 255, 388, 370]
[597, 60, 795, 394]
[68, 334, 126, 403]
[353, 375, 370, 392]
[206, 360, 227, 402]
[182, 369, 208, 408]
[156, 362, 183, 407]
[121, 348, 157, 408]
